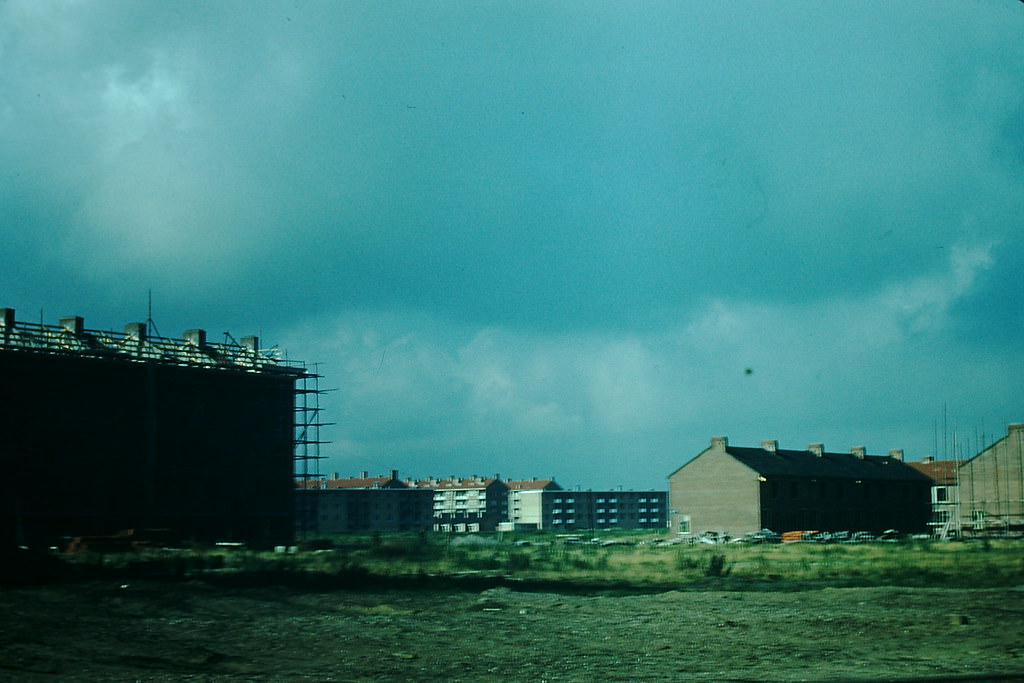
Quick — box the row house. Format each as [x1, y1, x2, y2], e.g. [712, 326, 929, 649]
[669, 437, 932, 537]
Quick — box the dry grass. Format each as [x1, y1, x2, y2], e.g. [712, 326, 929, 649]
[50, 533, 1024, 590]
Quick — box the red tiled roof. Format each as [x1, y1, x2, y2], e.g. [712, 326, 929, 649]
[295, 476, 405, 489]
[907, 460, 962, 486]
[505, 479, 561, 491]
[410, 477, 504, 490]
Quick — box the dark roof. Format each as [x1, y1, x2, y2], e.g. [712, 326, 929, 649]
[726, 446, 932, 482]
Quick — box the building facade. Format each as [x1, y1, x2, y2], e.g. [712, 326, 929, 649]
[295, 471, 433, 534]
[907, 457, 963, 538]
[958, 423, 1024, 535]
[508, 489, 667, 531]
[411, 476, 509, 532]
[506, 478, 563, 529]
[669, 436, 931, 537]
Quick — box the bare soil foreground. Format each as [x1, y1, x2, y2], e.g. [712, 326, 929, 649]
[2, 578, 1023, 682]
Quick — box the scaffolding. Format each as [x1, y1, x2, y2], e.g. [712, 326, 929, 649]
[293, 362, 331, 539]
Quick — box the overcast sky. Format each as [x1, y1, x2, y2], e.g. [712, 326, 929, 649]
[3, 2, 1022, 489]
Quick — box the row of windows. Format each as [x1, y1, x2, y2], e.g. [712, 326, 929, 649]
[531, 496, 666, 505]
[547, 517, 662, 527]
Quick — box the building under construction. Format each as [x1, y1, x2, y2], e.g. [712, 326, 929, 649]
[1, 307, 323, 549]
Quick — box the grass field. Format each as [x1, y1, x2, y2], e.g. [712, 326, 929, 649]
[45, 531, 1024, 590]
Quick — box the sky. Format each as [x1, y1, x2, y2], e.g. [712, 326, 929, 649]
[2, 1, 1022, 490]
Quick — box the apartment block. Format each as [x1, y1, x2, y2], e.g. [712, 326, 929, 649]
[294, 471, 433, 533]
[410, 476, 509, 532]
[506, 489, 667, 531]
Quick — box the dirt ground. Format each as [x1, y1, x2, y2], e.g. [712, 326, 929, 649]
[1, 579, 1023, 682]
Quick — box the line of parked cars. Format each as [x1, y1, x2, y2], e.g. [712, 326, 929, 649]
[674, 528, 907, 545]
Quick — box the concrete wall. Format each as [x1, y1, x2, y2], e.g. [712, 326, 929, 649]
[959, 424, 1024, 530]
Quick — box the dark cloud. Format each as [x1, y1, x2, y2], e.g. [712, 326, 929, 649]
[2, 2, 1022, 487]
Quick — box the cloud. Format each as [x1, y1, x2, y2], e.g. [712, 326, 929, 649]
[3, 2, 1022, 488]
[285, 237, 1007, 488]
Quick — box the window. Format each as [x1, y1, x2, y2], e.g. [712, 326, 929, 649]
[935, 487, 948, 502]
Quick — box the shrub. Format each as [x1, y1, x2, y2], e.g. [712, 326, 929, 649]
[705, 553, 730, 577]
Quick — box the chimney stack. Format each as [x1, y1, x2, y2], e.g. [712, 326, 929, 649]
[60, 316, 84, 335]
[808, 443, 825, 457]
[125, 322, 146, 342]
[1, 308, 13, 344]
[761, 439, 778, 453]
[391, 469, 399, 481]
[184, 329, 207, 347]
[711, 436, 728, 450]
[360, 471, 368, 479]
[888, 449, 904, 462]
[851, 446, 866, 460]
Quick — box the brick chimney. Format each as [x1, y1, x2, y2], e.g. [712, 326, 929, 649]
[761, 439, 778, 453]
[808, 443, 825, 457]
[711, 436, 728, 450]
[888, 449, 904, 462]
[851, 446, 866, 460]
